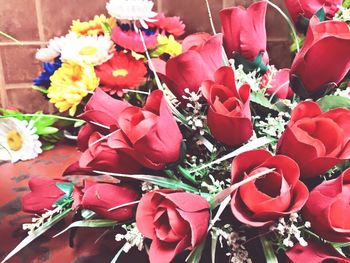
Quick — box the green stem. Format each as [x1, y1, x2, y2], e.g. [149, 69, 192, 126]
[266, 0, 300, 52]
[177, 165, 198, 185]
[260, 236, 278, 263]
[0, 31, 22, 44]
[204, 0, 217, 35]
[0, 114, 84, 123]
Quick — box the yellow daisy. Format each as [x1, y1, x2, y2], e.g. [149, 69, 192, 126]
[48, 62, 99, 116]
[151, 34, 182, 57]
[70, 15, 116, 36]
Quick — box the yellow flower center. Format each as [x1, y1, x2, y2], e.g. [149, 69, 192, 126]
[112, 69, 129, 77]
[6, 130, 23, 151]
[79, 46, 98, 56]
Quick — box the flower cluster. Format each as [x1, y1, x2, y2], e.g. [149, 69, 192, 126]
[4, 0, 350, 263]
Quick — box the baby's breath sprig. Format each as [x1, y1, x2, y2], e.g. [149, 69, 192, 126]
[182, 88, 207, 135]
[115, 223, 144, 253]
[270, 213, 311, 251]
[22, 199, 73, 236]
[211, 225, 252, 263]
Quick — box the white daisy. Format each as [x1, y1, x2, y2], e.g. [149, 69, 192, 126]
[106, 0, 157, 29]
[60, 34, 114, 66]
[35, 34, 70, 62]
[0, 118, 42, 163]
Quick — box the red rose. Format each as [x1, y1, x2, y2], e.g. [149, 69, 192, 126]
[153, 34, 223, 99]
[284, 0, 342, 24]
[220, 1, 269, 64]
[290, 18, 350, 97]
[302, 168, 350, 242]
[230, 150, 309, 227]
[115, 90, 183, 170]
[202, 66, 253, 146]
[22, 176, 72, 214]
[260, 67, 294, 99]
[286, 239, 350, 263]
[277, 101, 350, 179]
[136, 190, 210, 263]
[95, 51, 147, 96]
[80, 181, 139, 221]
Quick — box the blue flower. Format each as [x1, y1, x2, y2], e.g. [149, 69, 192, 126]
[33, 58, 62, 88]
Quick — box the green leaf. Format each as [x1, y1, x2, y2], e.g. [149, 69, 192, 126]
[251, 91, 279, 112]
[1, 208, 72, 263]
[101, 21, 112, 35]
[344, 0, 350, 8]
[74, 119, 85, 128]
[186, 238, 206, 263]
[55, 182, 74, 206]
[233, 52, 268, 74]
[93, 171, 199, 193]
[36, 126, 59, 135]
[41, 143, 55, 151]
[260, 236, 278, 263]
[317, 95, 350, 111]
[53, 219, 118, 238]
[315, 7, 326, 21]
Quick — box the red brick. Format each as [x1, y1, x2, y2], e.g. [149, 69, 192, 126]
[0, 0, 39, 42]
[0, 45, 42, 84]
[160, 0, 223, 34]
[40, 0, 109, 40]
[7, 88, 51, 113]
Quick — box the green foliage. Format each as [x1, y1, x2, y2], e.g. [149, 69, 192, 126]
[317, 95, 350, 111]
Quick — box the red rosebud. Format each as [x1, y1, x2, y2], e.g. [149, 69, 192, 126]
[22, 176, 70, 214]
[80, 87, 131, 129]
[78, 130, 141, 174]
[286, 238, 350, 263]
[230, 150, 309, 227]
[202, 66, 253, 146]
[116, 90, 183, 170]
[220, 1, 269, 64]
[284, 0, 342, 24]
[302, 168, 350, 242]
[80, 181, 139, 221]
[153, 34, 223, 99]
[182, 32, 211, 52]
[260, 67, 294, 99]
[95, 51, 147, 96]
[290, 18, 350, 96]
[136, 190, 210, 263]
[277, 101, 350, 178]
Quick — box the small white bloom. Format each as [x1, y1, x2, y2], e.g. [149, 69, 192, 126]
[106, 0, 157, 29]
[0, 118, 42, 163]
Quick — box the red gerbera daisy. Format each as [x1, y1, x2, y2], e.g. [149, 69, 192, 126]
[147, 13, 185, 37]
[95, 51, 147, 96]
[111, 26, 157, 53]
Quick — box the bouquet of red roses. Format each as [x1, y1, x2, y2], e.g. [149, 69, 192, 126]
[2, 0, 350, 262]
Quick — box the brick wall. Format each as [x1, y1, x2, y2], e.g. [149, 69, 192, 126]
[0, 0, 291, 112]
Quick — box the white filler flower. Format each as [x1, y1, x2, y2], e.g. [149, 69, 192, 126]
[106, 0, 157, 28]
[0, 118, 42, 163]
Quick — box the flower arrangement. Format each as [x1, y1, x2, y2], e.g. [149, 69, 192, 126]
[1, 0, 350, 262]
